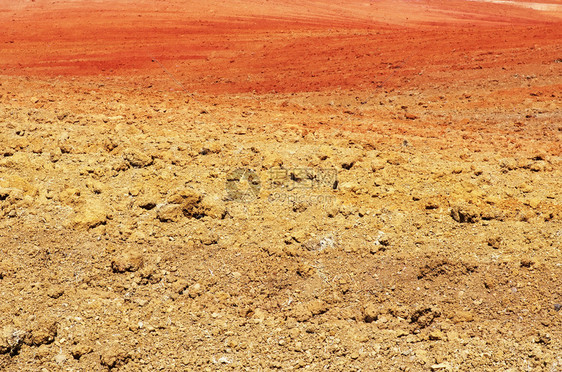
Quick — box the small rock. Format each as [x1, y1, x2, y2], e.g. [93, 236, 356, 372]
[167, 188, 201, 206]
[199, 196, 226, 219]
[26, 319, 57, 346]
[307, 299, 328, 316]
[50, 147, 62, 162]
[100, 345, 131, 369]
[452, 310, 474, 323]
[262, 153, 283, 168]
[486, 236, 502, 249]
[123, 148, 153, 168]
[111, 250, 143, 273]
[137, 261, 159, 280]
[0, 187, 12, 202]
[253, 308, 267, 323]
[520, 257, 536, 268]
[405, 113, 418, 120]
[54, 353, 67, 364]
[338, 181, 361, 194]
[363, 303, 380, 323]
[204, 141, 222, 154]
[167, 188, 207, 218]
[499, 158, 518, 171]
[71, 203, 109, 229]
[293, 303, 312, 322]
[171, 279, 189, 295]
[59, 188, 81, 205]
[431, 363, 451, 371]
[518, 183, 533, 193]
[0, 175, 38, 197]
[85, 179, 105, 194]
[527, 197, 541, 209]
[128, 230, 147, 243]
[296, 263, 317, 278]
[317, 145, 333, 161]
[47, 285, 65, 299]
[450, 203, 480, 223]
[371, 231, 391, 253]
[59, 142, 73, 154]
[156, 204, 183, 222]
[370, 158, 386, 172]
[410, 307, 440, 329]
[0, 326, 27, 355]
[425, 199, 440, 210]
[536, 331, 551, 345]
[341, 156, 357, 170]
[216, 356, 232, 364]
[529, 161, 547, 172]
[71, 343, 93, 359]
[136, 193, 159, 210]
[188, 283, 203, 298]
[429, 330, 446, 341]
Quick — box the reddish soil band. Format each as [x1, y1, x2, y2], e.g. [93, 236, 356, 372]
[1, 0, 561, 94]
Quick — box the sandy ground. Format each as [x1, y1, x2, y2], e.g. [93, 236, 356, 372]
[1, 0, 562, 370]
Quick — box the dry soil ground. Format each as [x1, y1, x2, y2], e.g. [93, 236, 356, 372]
[1, 0, 562, 370]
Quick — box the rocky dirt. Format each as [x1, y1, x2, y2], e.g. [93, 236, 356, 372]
[1, 0, 562, 370]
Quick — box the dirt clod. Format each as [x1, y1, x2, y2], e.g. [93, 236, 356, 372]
[100, 345, 131, 369]
[111, 251, 144, 273]
[123, 148, 153, 168]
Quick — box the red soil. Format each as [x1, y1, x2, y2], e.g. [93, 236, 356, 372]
[1, 0, 561, 94]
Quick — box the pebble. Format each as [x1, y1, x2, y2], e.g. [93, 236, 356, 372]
[431, 363, 452, 371]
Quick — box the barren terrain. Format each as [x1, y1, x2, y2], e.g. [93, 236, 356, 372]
[1, 0, 562, 370]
